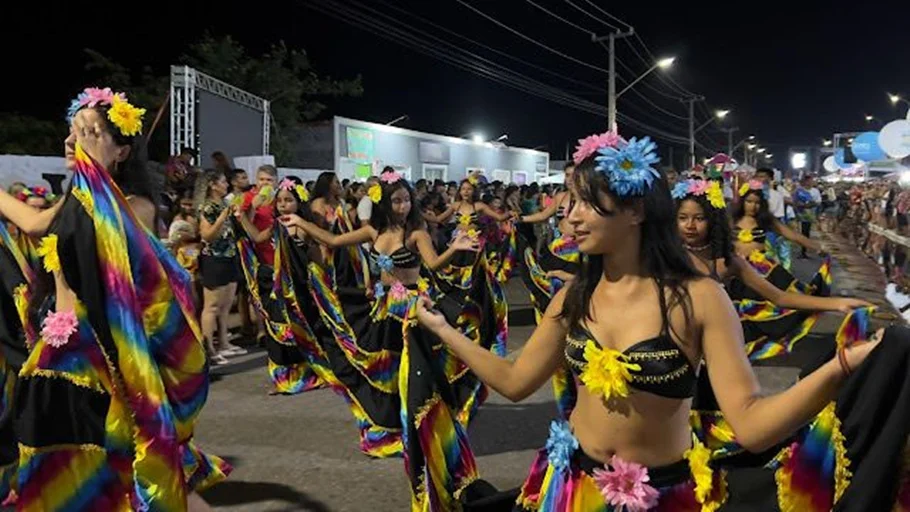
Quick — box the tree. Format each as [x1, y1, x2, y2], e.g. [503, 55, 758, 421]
[0, 114, 68, 155]
[181, 34, 362, 162]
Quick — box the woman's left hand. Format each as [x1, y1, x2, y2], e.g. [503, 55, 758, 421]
[452, 233, 480, 252]
[73, 118, 119, 170]
[833, 297, 874, 313]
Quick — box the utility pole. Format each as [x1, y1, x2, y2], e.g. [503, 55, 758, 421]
[720, 127, 739, 158]
[593, 29, 635, 130]
[682, 96, 704, 168]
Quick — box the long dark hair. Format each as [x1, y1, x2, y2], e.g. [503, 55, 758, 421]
[88, 106, 157, 205]
[371, 178, 424, 245]
[675, 192, 733, 264]
[732, 189, 775, 232]
[312, 172, 338, 201]
[560, 157, 700, 337]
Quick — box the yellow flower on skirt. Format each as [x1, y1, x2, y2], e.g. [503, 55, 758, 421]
[580, 340, 641, 402]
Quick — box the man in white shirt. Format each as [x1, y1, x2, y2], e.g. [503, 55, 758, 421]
[755, 167, 786, 221]
[356, 176, 381, 224]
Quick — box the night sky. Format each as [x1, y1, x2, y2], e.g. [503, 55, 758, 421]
[4, 0, 910, 169]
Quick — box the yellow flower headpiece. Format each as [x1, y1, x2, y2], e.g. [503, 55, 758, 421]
[67, 87, 146, 137]
[368, 184, 383, 204]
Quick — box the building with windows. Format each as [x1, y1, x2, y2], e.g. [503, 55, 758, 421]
[292, 116, 550, 183]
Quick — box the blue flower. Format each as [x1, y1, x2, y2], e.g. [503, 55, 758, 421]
[373, 282, 386, 299]
[375, 253, 395, 273]
[671, 181, 690, 200]
[594, 136, 661, 197]
[545, 420, 578, 473]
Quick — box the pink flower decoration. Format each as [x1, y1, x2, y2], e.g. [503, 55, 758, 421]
[81, 87, 116, 107]
[592, 455, 660, 512]
[573, 131, 625, 164]
[41, 310, 78, 348]
[747, 179, 763, 190]
[389, 281, 409, 300]
[278, 178, 295, 191]
[380, 171, 402, 184]
[688, 179, 709, 196]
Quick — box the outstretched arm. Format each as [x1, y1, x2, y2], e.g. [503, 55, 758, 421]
[697, 279, 877, 452]
[416, 287, 569, 401]
[774, 219, 821, 252]
[731, 255, 870, 312]
[476, 202, 513, 222]
[0, 190, 63, 237]
[412, 229, 477, 270]
[281, 213, 374, 248]
[520, 192, 561, 223]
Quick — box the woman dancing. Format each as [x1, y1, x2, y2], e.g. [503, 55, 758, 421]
[0, 88, 228, 509]
[308, 171, 369, 289]
[281, 171, 500, 509]
[673, 178, 869, 360]
[733, 181, 829, 296]
[234, 177, 324, 394]
[416, 134, 880, 511]
[430, 176, 516, 285]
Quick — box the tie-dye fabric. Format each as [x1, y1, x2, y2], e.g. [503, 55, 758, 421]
[11, 144, 229, 510]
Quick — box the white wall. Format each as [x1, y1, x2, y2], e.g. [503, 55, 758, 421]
[0, 155, 70, 191]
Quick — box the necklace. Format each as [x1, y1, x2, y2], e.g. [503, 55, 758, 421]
[684, 242, 711, 252]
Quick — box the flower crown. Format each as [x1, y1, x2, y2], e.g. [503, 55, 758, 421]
[369, 170, 405, 204]
[277, 178, 310, 202]
[66, 87, 146, 137]
[595, 136, 661, 197]
[16, 186, 56, 203]
[671, 179, 726, 209]
[738, 179, 765, 197]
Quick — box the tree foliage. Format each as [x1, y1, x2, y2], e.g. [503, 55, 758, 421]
[0, 36, 361, 163]
[181, 34, 362, 162]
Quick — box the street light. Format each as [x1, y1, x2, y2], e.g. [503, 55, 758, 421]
[472, 133, 485, 144]
[495, 134, 508, 142]
[890, 94, 902, 105]
[865, 115, 875, 122]
[715, 110, 730, 119]
[747, 144, 756, 150]
[616, 56, 676, 99]
[822, 139, 832, 147]
[748, 135, 756, 140]
[756, 148, 766, 154]
[766, 153, 774, 158]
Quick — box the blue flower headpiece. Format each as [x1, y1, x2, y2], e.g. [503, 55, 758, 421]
[594, 136, 661, 197]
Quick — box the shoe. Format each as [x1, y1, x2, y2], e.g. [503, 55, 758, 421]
[221, 345, 248, 356]
[210, 353, 229, 365]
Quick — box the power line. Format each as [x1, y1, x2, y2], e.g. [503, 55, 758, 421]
[524, 0, 595, 37]
[568, 0, 630, 31]
[453, 0, 609, 74]
[372, 0, 604, 93]
[305, 0, 694, 145]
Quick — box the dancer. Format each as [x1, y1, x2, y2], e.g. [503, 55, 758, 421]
[234, 177, 323, 394]
[281, 171, 500, 510]
[417, 134, 880, 511]
[733, 181, 828, 295]
[308, 171, 368, 288]
[0, 88, 228, 509]
[673, 178, 869, 360]
[430, 175, 516, 285]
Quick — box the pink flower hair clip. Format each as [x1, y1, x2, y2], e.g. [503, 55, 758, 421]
[278, 178, 296, 191]
[380, 171, 402, 184]
[573, 131, 625, 165]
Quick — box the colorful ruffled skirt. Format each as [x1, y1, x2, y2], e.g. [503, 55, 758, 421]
[514, 420, 727, 511]
[237, 231, 324, 395]
[732, 252, 832, 360]
[10, 299, 230, 510]
[692, 309, 910, 511]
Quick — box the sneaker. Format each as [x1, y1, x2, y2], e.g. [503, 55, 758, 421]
[210, 353, 230, 365]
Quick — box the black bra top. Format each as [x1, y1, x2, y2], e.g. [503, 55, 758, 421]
[455, 206, 479, 225]
[734, 227, 767, 244]
[370, 246, 420, 271]
[556, 198, 574, 221]
[564, 291, 697, 400]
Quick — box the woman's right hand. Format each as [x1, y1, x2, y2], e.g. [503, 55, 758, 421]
[416, 296, 449, 334]
[279, 214, 306, 230]
[452, 233, 480, 252]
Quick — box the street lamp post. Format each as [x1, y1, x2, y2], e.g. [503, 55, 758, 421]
[889, 94, 910, 120]
[683, 100, 727, 167]
[592, 29, 635, 130]
[719, 127, 739, 159]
